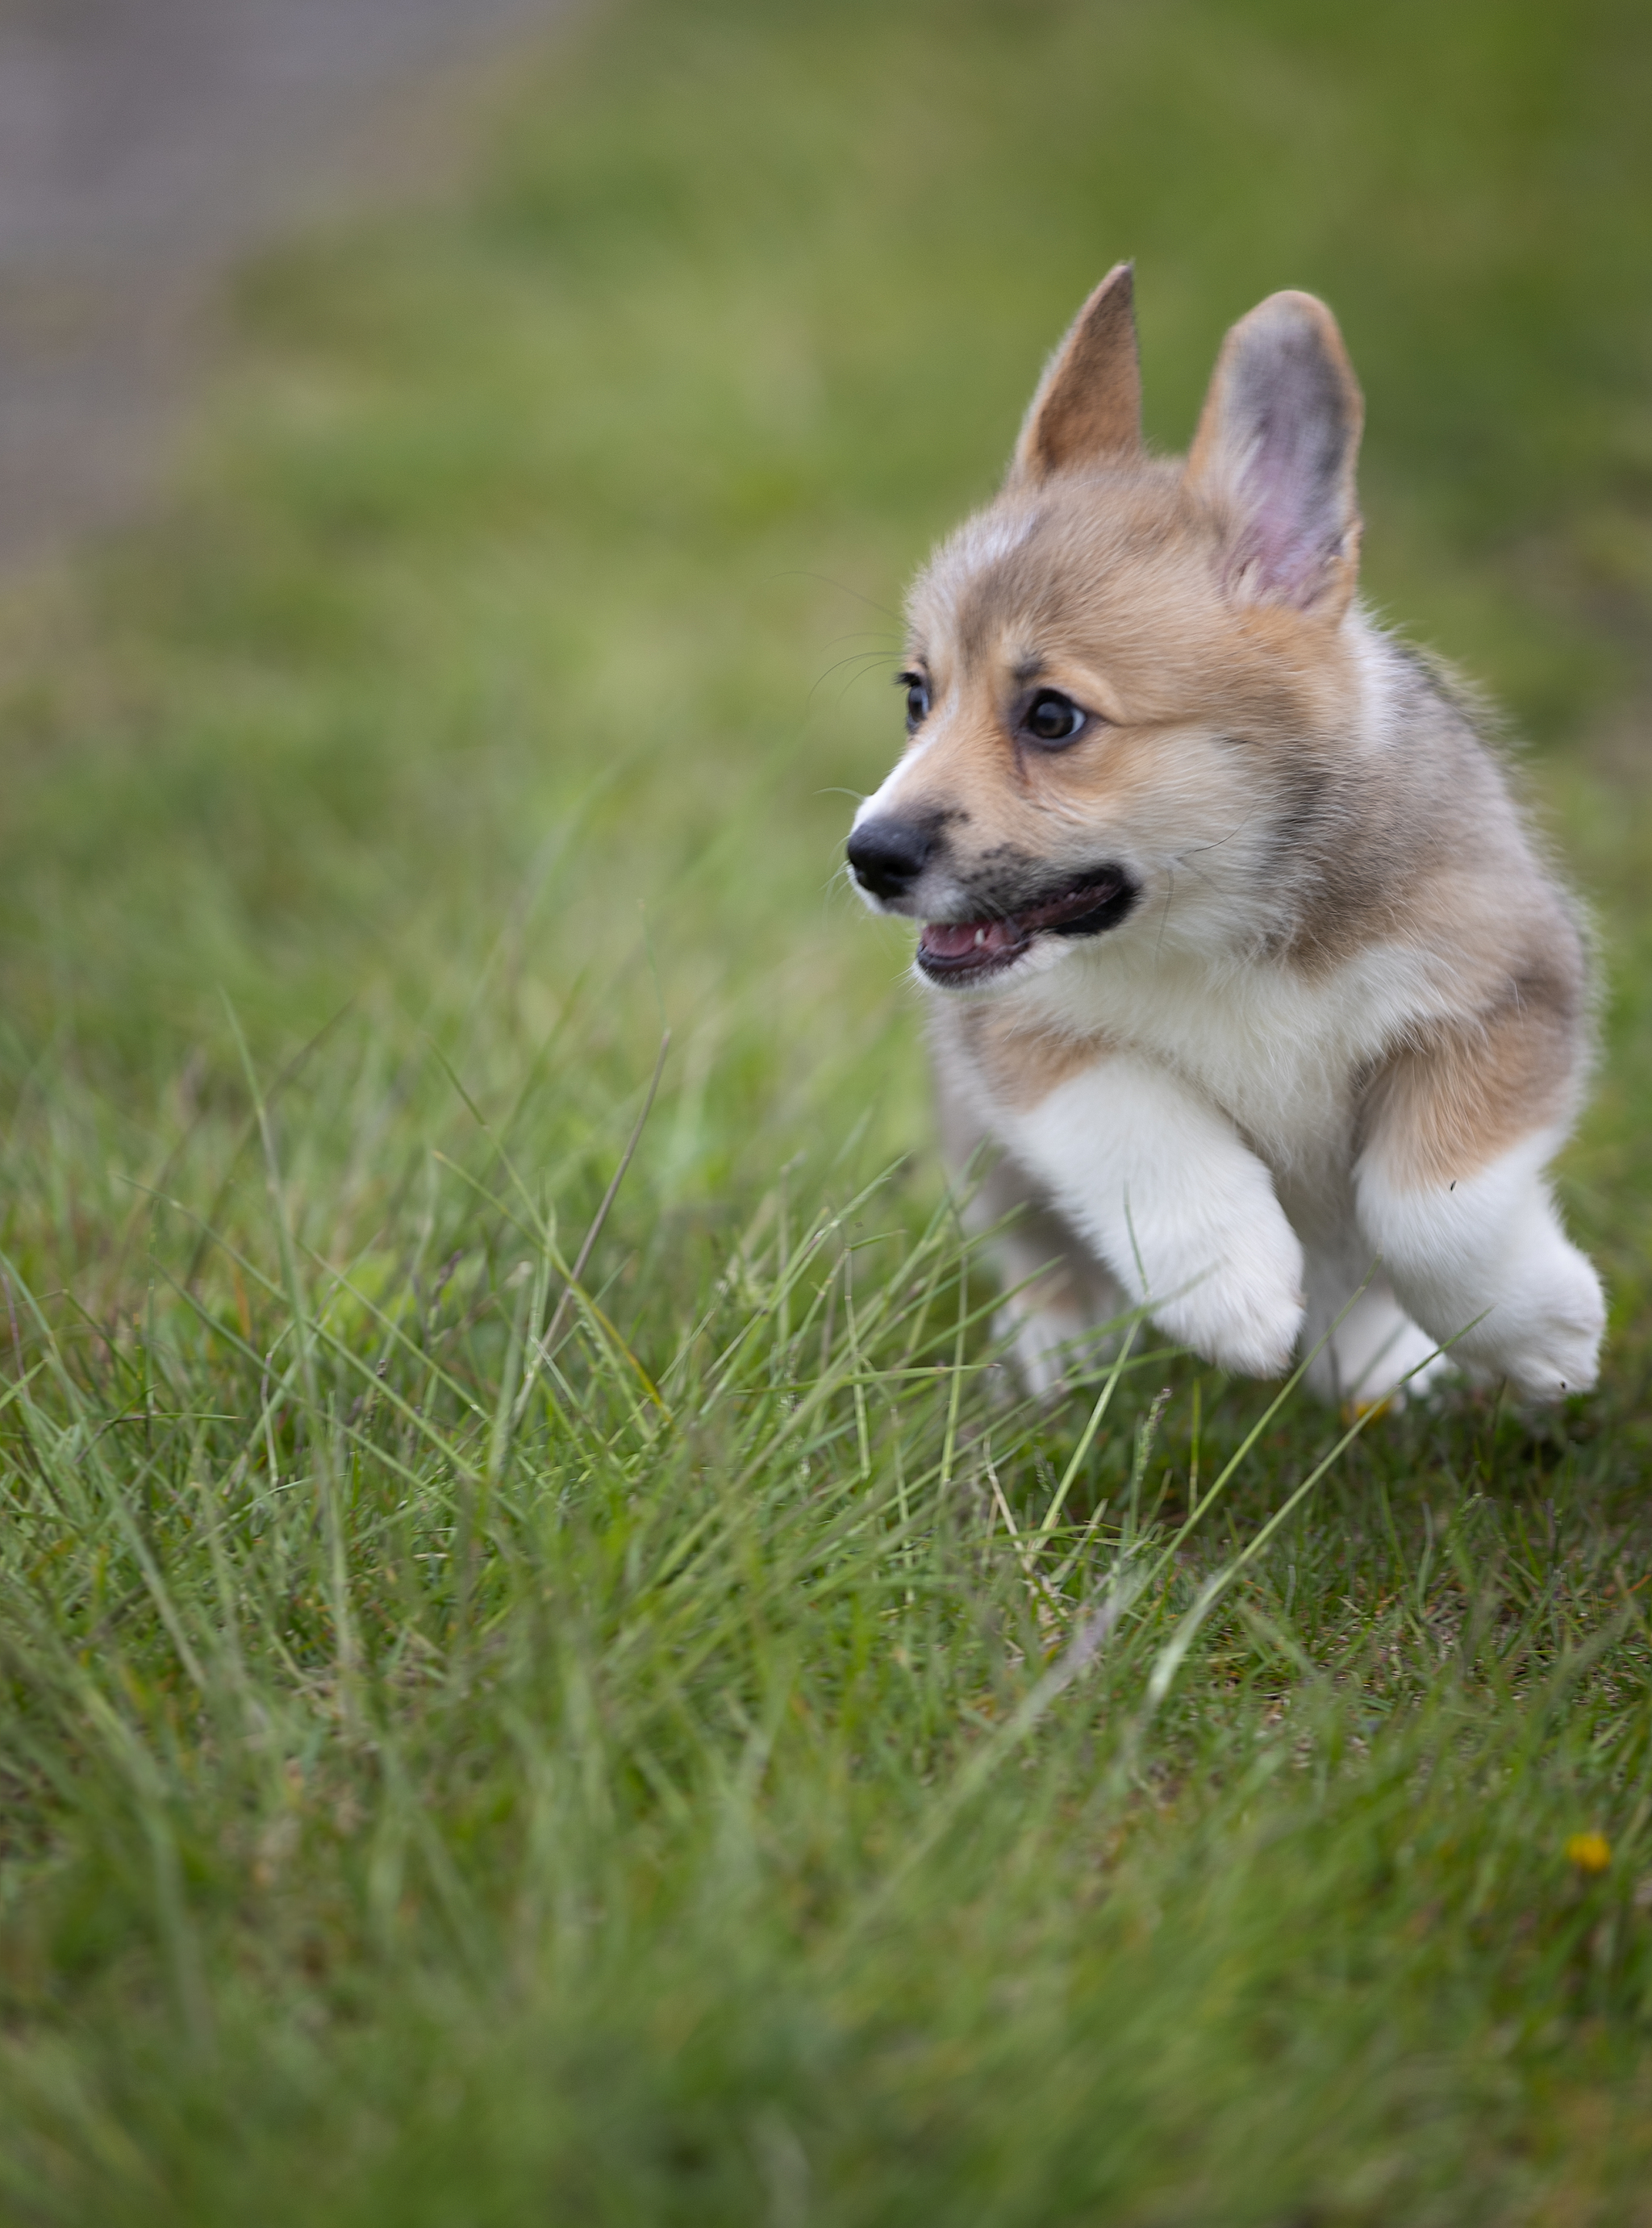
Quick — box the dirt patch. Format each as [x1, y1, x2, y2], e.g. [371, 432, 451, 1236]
[0, 0, 569, 574]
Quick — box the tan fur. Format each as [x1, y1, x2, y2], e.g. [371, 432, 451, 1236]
[1363, 973, 1583, 1193]
[1010, 262, 1143, 482]
[957, 1003, 1115, 1112]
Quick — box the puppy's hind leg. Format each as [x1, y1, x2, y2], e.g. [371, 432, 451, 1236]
[937, 1069, 1125, 1400]
[987, 1183, 1130, 1401]
[1299, 1241, 1447, 1411]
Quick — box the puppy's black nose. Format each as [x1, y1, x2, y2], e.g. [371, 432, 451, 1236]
[846, 816, 937, 900]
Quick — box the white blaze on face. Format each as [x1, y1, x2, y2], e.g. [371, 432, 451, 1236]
[856, 504, 1041, 826]
[853, 731, 941, 829]
[932, 510, 1040, 586]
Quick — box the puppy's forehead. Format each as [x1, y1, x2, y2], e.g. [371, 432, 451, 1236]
[907, 465, 1208, 678]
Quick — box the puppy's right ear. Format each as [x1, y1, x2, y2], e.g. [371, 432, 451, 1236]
[1008, 263, 1142, 485]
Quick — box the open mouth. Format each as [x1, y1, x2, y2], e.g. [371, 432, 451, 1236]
[916, 868, 1137, 983]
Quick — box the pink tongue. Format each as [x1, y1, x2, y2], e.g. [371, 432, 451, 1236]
[921, 918, 1018, 961]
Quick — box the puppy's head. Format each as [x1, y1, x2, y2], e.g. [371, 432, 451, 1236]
[847, 265, 1367, 991]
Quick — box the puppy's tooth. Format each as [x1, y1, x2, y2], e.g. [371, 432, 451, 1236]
[974, 927, 986, 946]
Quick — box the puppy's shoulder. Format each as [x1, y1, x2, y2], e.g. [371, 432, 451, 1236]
[931, 996, 1114, 1115]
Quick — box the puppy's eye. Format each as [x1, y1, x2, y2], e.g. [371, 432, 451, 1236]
[899, 673, 931, 731]
[1023, 691, 1087, 746]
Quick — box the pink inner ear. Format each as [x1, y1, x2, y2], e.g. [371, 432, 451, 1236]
[1227, 327, 1355, 607]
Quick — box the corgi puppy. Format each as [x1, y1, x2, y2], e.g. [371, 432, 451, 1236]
[847, 265, 1604, 1406]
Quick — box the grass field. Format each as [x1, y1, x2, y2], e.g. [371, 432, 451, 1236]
[2, 0, 1652, 2218]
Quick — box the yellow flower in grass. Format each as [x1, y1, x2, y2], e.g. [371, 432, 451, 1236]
[1565, 1831, 1612, 1874]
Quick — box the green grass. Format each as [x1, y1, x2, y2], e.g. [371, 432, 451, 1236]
[2, 0, 1652, 2218]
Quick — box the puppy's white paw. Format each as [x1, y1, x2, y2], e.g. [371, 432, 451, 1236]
[1150, 1215, 1306, 1379]
[1491, 1245, 1605, 1401]
[1162, 1282, 1305, 1379]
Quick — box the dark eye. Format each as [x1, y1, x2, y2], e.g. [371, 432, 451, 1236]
[1023, 690, 1087, 747]
[899, 673, 931, 731]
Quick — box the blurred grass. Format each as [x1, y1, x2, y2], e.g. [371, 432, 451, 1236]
[2, 0, 1652, 2219]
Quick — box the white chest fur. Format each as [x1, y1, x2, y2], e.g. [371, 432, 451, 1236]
[1002, 928, 1437, 1176]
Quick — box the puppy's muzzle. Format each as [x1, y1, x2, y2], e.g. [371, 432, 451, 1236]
[846, 815, 936, 903]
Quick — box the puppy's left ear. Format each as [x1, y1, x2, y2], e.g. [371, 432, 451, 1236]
[1009, 262, 1143, 484]
[1185, 291, 1363, 620]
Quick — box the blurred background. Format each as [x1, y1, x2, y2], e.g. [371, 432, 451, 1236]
[1, 0, 1650, 1305]
[0, 0, 559, 568]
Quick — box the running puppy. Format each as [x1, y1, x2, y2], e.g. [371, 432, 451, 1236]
[846, 265, 1604, 1406]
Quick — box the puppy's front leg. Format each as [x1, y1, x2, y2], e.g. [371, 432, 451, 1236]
[1355, 1022, 1605, 1400]
[1357, 1129, 1604, 1400]
[999, 1054, 1304, 1377]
